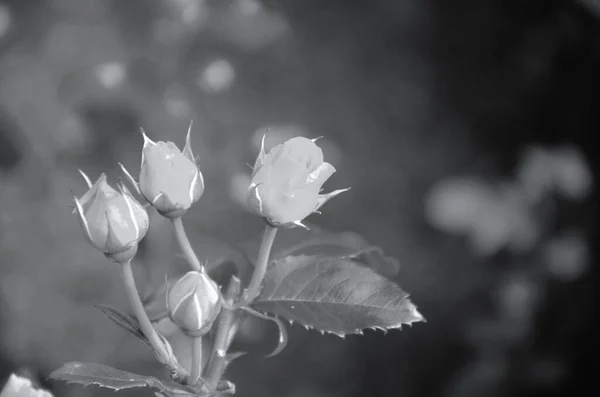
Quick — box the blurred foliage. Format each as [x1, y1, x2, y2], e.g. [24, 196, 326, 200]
[0, 0, 598, 397]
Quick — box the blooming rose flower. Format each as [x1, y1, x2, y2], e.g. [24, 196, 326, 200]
[73, 172, 149, 263]
[120, 124, 204, 218]
[167, 271, 222, 337]
[247, 136, 349, 228]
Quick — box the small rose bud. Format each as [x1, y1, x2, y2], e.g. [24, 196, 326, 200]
[130, 124, 204, 218]
[73, 172, 149, 263]
[167, 271, 221, 337]
[247, 136, 349, 228]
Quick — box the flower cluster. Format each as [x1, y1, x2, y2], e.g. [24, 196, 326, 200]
[70, 126, 348, 387]
[73, 130, 347, 264]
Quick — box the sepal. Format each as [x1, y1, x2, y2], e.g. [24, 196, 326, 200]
[315, 187, 351, 212]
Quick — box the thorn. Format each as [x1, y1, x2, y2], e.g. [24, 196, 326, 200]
[311, 136, 324, 142]
[78, 169, 93, 188]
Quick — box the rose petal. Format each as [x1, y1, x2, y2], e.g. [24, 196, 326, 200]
[253, 149, 310, 189]
[105, 198, 140, 247]
[306, 162, 336, 188]
[282, 137, 323, 171]
[151, 192, 178, 214]
[168, 271, 221, 336]
[139, 142, 198, 209]
[248, 136, 342, 226]
[189, 167, 204, 204]
[261, 185, 319, 225]
[119, 183, 149, 239]
[79, 173, 113, 209]
[82, 189, 111, 249]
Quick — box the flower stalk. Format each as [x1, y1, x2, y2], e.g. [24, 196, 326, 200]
[238, 225, 277, 307]
[189, 337, 203, 385]
[62, 132, 354, 396]
[121, 260, 169, 363]
[172, 217, 203, 272]
[204, 276, 241, 391]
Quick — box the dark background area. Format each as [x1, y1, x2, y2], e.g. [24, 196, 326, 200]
[0, 0, 598, 396]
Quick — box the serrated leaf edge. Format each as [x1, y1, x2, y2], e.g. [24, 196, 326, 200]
[252, 254, 426, 337]
[48, 362, 199, 396]
[250, 303, 425, 339]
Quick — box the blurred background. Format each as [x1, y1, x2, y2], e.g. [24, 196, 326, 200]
[0, 0, 598, 396]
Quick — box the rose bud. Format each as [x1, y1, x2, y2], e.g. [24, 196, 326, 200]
[167, 271, 222, 337]
[120, 124, 204, 219]
[247, 136, 349, 228]
[73, 172, 149, 263]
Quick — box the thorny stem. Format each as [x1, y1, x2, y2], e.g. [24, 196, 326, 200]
[190, 337, 203, 385]
[237, 225, 277, 307]
[172, 217, 202, 272]
[121, 260, 169, 363]
[204, 277, 242, 391]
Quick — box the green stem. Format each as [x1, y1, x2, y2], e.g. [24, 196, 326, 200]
[238, 225, 277, 306]
[189, 337, 203, 385]
[121, 260, 169, 362]
[171, 217, 202, 272]
[204, 277, 241, 391]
